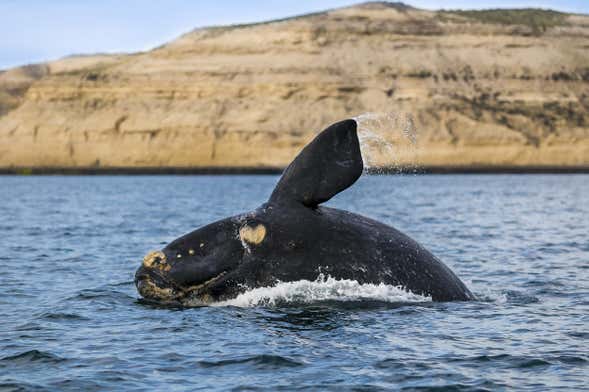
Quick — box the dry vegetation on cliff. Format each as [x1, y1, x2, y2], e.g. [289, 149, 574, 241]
[1, 2, 588, 171]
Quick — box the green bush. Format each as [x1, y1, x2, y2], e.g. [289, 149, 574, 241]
[444, 9, 569, 34]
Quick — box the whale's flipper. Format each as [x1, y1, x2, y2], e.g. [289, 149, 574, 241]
[269, 119, 363, 207]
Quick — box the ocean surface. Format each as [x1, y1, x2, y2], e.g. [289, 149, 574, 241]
[0, 174, 587, 391]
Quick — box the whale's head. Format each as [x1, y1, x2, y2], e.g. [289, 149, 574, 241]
[134, 217, 244, 304]
[134, 119, 363, 305]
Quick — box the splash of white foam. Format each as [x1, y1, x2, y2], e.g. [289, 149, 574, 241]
[212, 275, 431, 308]
[354, 111, 417, 170]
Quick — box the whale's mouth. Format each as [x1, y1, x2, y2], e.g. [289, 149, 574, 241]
[135, 267, 181, 302]
[176, 271, 228, 304]
[135, 266, 227, 304]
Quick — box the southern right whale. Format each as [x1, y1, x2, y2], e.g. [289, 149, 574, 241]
[135, 119, 474, 304]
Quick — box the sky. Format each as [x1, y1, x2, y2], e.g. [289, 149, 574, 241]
[1, 0, 588, 70]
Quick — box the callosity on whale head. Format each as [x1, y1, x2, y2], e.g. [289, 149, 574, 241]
[135, 119, 474, 305]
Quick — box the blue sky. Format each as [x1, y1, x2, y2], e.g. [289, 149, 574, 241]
[1, 0, 588, 70]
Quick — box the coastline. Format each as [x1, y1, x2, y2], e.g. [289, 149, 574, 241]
[2, 166, 589, 175]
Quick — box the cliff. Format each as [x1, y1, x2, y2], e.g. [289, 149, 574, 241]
[1, 2, 588, 171]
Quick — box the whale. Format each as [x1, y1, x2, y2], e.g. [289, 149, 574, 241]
[135, 119, 474, 304]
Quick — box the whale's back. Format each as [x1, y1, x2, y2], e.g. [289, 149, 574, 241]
[263, 204, 473, 302]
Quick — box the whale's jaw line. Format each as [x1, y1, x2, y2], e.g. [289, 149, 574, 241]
[135, 266, 228, 304]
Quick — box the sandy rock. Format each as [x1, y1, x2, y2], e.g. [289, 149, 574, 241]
[1, 2, 588, 170]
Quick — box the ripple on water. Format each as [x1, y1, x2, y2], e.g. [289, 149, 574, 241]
[66, 287, 135, 305]
[0, 350, 67, 365]
[444, 353, 589, 369]
[198, 354, 304, 369]
[474, 289, 540, 305]
[35, 311, 90, 322]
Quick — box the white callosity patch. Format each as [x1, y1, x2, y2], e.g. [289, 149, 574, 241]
[239, 224, 266, 250]
[354, 112, 418, 171]
[213, 274, 431, 307]
[143, 250, 166, 268]
[142, 250, 170, 271]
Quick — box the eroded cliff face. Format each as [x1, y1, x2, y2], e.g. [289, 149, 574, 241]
[1, 2, 588, 170]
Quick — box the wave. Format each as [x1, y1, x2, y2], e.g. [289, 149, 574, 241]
[211, 275, 431, 308]
[475, 289, 540, 305]
[198, 354, 303, 369]
[0, 349, 66, 364]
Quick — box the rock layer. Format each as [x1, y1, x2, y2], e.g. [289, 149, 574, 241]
[1, 2, 588, 170]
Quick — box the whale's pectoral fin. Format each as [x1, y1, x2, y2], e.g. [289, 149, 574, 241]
[269, 119, 363, 208]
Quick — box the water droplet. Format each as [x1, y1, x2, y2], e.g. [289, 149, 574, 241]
[353, 112, 419, 173]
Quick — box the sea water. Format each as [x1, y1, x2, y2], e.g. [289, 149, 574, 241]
[0, 174, 588, 390]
